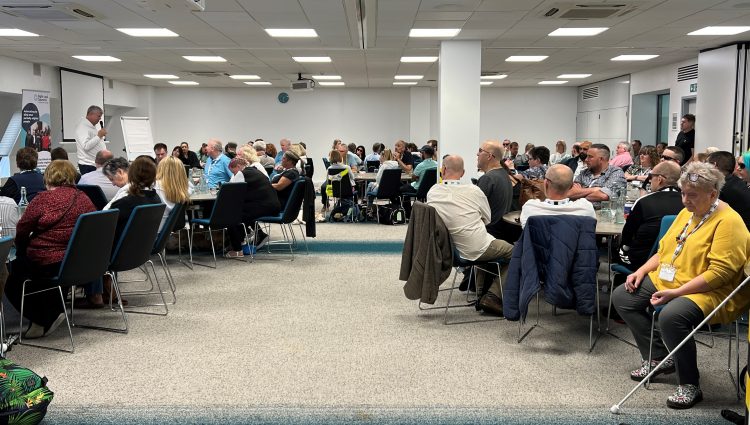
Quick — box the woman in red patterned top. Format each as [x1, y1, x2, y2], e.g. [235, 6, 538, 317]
[5, 160, 96, 338]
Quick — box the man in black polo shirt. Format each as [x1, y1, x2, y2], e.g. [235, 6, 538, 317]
[674, 113, 695, 165]
[393, 139, 414, 173]
[707, 151, 750, 231]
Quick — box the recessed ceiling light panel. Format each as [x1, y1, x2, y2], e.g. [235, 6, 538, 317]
[548, 27, 608, 36]
[265, 29, 318, 37]
[73, 55, 121, 62]
[0, 29, 39, 37]
[688, 26, 750, 36]
[169, 81, 199, 85]
[318, 81, 345, 86]
[409, 28, 461, 37]
[145, 74, 179, 79]
[229, 75, 261, 80]
[244, 82, 272, 86]
[611, 55, 658, 61]
[292, 56, 332, 63]
[480, 81, 493, 86]
[481, 74, 507, 80]
[539, 80, 567, 85]
[117, 28, 178, 37]
[400, 56, 438, 63]
[557, 74, 591, 78]
[311, 75, 341, 80]
[183, 56, 226, 62]
[393, 82, 418, 86]
[394, 75, 424, 80]
[506, 56, 548, 62]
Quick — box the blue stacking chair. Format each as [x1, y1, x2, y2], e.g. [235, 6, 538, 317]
[255, 178, 307, 259]
[189, 182, 246, 268]
[0, 236, 15, 356]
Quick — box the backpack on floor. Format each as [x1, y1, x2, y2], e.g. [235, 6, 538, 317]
[0, 359, 54, 425]
[377, 203, 406, 225]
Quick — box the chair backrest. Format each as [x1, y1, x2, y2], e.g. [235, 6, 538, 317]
[415, 168, 438, 200]
[76, 184, 108, 210]
[329, 169, 354, 199]
[207, 182, 246, 229]
[264, 165, 275, 177]
[322, 157, 330, 169]
[152, 202, 187, 255]
[648, 215, 677, 257]
[366, 160, 380, 172]
[305, 157, 314, 180]
[279, 178, 306, 224]
[0, 236, 13, 264]
[57, 210, 119, 285]
[376, 168, 403, 199]
[110, 204, 166, 271]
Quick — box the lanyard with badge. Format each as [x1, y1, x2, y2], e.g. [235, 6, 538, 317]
[659, 200, 719, 282]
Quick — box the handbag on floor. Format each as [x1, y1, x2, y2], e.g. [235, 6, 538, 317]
[378, 203, 406, 225]
[0, 359, 54, 425]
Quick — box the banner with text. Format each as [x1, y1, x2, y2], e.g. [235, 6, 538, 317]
[21, 89, 52, 170]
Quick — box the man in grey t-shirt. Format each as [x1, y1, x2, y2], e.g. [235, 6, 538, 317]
[477, 140, 513, 238]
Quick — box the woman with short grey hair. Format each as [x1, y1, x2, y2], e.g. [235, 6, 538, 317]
[102, 157, 130, 208]
[612, 161, 749, 409]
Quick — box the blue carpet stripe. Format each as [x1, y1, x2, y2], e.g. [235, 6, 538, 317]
[306, 240, 403, 254]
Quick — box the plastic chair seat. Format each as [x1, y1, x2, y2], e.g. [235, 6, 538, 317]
[191, 218, 210, 226]
[611, 263, 634, 275]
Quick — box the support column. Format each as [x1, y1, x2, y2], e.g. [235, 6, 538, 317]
[439, 40, 481, 181]
[409, 86, 431, 146]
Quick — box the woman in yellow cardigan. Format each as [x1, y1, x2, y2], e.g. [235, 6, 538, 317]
[612, 161, 750, 409]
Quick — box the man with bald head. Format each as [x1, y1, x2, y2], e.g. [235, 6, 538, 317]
[477, 140, 513, 238]
[617, 161, 683, 270]
[77, 148, 119, 200]
[520, 164, 596, 228]
[426, 155, 513, 316]
[203, 138, 232, 188]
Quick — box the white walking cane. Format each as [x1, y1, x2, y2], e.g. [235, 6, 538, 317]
[611, 273, 750, 414]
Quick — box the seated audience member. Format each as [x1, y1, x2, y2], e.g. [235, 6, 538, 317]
[237, 145, 268, 177]
[322, 150, 356, 210]
[400, 145, 437, 217]
[426, 155, 513, 317]
[631, 139, 642, 165]
[366, 149, 399, 195]
[625, 145, 658, 184]
[655, 142, 667, 156]
[178, 142, 202, 168]
[203, 139, 232, 189]
[617, 161, 683, 270]
[253, 141, 276, 168]
[226, 166, 281, 257]
[153, 143, 168, 164]
[4, 160, 96, 337]
[78, 149, 118, 200]
[225, 142, 238, 159]
[336, 142, 360, 172]
[290, 143, 308, 175]
[738, 151, 750, 187]
[355, 145, 366, 163]
[171, 146, 181, 159]
[661, 146, 684, 165]
[197, 143, 209, 165]
[107, 156, 161, 242]
[274, 138, 291, 166]
[102, 157, 130, 208]
[610, 141, 634, 168]
[50, 146, 69, 161]
[507, 141, 520, 163]
[393, 140, 414, 173]
[229, 157, 248, 183]
[514, 143, 534, 167]
[271, 151, 301, 208]
[550, 140, 570, 165]
[476, 140, 513, 239]
[571, 141, 593, 179]
[612, 161, 750, 409]
[520, 164, 596, 228]
[405, 142, 420, 159]
[0, 147, 45, 204]
[505, 146, 549, 180]
[707, 151, 750, 231]
[365, 143, 382, 162]
[427, 139, 438, 160]
[155, 157, 191, 231]
[568, 143, 626, 209]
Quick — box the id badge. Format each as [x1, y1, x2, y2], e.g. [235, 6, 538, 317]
[659, 264, 676, 282]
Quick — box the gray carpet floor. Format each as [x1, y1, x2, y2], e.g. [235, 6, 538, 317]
[4, 222, 746, 424]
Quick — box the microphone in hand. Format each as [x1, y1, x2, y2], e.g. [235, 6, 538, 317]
[98, 120, 107, 139]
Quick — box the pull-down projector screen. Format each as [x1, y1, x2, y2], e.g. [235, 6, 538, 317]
[60, 68, 105, 142]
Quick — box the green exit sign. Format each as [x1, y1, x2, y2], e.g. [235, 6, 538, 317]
[689, 83, 697, 93]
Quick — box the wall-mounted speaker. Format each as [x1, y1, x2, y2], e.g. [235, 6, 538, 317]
[32, 63, 41, 76]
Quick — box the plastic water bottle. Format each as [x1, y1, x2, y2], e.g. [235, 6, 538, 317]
[18, 186, 29, 214]
[198, 174, 208, 194]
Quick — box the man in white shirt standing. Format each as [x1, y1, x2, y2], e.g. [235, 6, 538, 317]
[520, 164, 596, 228]
[426, 155, 513, 316]
[75, 105, 107, 175]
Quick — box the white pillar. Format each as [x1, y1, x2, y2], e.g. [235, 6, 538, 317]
[439, 40, 481, 181]
[409, 86, 431, 146]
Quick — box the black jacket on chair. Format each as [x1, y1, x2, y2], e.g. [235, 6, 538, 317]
[503, 215, 598, 322]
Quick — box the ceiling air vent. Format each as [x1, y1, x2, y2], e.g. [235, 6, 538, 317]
[188, 71, 224, 77]
[0, 3, 99, 20]
[540, 2, 636, 19]
[582, 86, 599, 100]
[677, 63, 698, 82]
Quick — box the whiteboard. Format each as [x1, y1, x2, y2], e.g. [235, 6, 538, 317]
[121, 116, 155, 161]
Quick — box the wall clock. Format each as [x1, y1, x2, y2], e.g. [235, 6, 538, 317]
[278, 92, 289, 104]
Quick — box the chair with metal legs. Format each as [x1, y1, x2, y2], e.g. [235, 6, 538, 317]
[190, 182, 246, 268]
[367, 168, 404, 223]
[149, 203, 187, 304]
[109, 204, 168, 315]
[0, 236, 15, 357]
[19, 210, 120, 353]
[255, 179, 307, 259]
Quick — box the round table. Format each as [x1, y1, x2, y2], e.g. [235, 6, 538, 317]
[502, 210, 624, 235]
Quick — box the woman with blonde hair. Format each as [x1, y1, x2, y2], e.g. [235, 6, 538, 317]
[155, 157, 191, 230]
[237, 145, 267, 177]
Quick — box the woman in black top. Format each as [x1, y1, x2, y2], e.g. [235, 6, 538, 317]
[179, 142, 202, 169]
[226, 167, 282, 257]
[109, 156, 162, 243]
[271, 151, 301, 209]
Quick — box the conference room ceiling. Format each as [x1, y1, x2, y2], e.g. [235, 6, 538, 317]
[0, 0, 749, 88]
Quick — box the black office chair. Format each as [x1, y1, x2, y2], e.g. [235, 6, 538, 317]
[255, 179, 308, 259]
[264, 165, 275, 178]
[19, 210, 119, 353]
[366, 160, 380, 172]
[322, 158, 330, 169]
[305, 157, 314, 180]
[0, 236, 14, 357]
[109, 203, 168, 315]
[328, 168, 358, 223]
[369, 168, 404, 223]
[414, 168, 438, 202]
[150, 203, 188, 305]
[76, 184, 108, 210]
[190, 182, 246, 268]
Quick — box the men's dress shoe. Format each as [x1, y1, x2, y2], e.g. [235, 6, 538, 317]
[479, 293, 503, 317]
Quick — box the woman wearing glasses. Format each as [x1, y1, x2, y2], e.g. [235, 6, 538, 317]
[612, 162, 750, 409]
[737, 151, 750, 187]
[625, 145, 659, 184]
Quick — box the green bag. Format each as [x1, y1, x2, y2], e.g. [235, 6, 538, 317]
[0, 359, 54, 425]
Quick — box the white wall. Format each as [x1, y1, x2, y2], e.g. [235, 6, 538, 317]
[151, 88, 411, 172]
[577, 76, 630, 149]
[630, 58, 697, 148]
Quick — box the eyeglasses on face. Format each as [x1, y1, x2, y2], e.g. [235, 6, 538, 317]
[661, 155, 678, 162]
[685, 172, 709, 182]
[477, 148, 494, 158]
[739, 163, 746, 170]
[502, 143, 510, 147]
